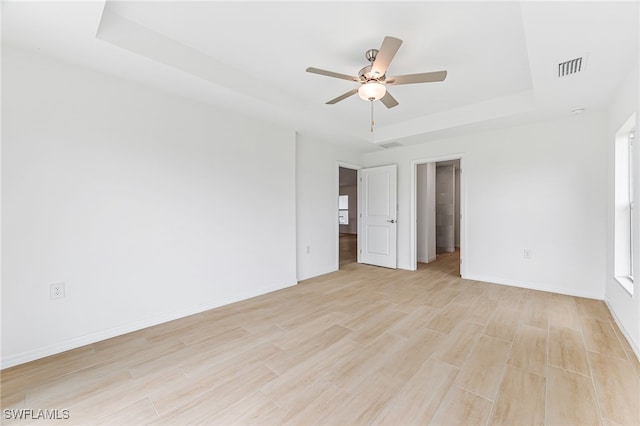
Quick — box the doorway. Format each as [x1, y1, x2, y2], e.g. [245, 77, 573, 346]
[412, 156, 464, 275]
[338, 166, 358, 267]
[435, 160, 460, 255]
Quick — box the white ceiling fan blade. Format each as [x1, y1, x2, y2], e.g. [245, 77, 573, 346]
[371, 36, 402, 77]
[386, 70, 447, 85]
[380, 91, 399, 108]
[326, 88, 359, 104]
[306, 67, 359, 82]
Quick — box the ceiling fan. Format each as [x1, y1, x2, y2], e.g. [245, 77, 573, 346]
[306, 36, 447, 109]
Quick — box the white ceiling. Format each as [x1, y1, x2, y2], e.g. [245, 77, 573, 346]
[2, 1, 638, 153]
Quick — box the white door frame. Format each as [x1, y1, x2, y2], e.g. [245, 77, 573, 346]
[410, 154, 466, 275]
[336, 162, 362, 270]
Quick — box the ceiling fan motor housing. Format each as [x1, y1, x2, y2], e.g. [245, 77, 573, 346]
[365, 48, 378, 63]
[358, 65, 373, 80]
[360, 48, 388, 81]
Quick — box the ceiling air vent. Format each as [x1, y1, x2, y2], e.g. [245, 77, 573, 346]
[558, 56, 584, 77]
[379, 141, 403, 149]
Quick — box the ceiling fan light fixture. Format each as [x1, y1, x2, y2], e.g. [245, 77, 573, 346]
[358, 82, 386, 101]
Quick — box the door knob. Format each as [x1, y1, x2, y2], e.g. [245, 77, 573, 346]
[387, 219, 396, 223]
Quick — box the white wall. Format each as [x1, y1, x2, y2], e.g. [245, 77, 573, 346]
[1, 47, 297, 367]
[296, 134, 363, 281]
[605, 58, 639, 357]
[365, 112, 608, 299]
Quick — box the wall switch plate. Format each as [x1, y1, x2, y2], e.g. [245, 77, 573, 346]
[524, 249, 532, 260]
[50, 282, 65, 299]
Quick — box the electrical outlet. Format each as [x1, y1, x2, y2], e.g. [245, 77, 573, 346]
[524, 249, 532, 260]
[50, 282, 65, 300]
[306, 246, 311, 254]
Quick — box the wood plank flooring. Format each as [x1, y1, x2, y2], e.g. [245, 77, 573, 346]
[339, 233, 357, 267]
[2, 251, 639, 425]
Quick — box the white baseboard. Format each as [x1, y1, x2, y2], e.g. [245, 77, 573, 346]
[298, 265, 338, 282]
[462, 273, 604, 300]
[604, 298, 640, 362]
[1, 280, 296, 369]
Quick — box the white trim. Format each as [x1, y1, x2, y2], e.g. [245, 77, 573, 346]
[410, 153, 465, 273]
[417, 255, 438, 264]
[337, 161, 362, 170]
[614, 276, 634, 296]
[0, 280, 296, 369]
[604, 298, 640, 362]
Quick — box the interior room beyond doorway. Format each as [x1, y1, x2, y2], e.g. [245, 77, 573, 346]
[339, 167, 358, 267]
[416, 159, 461, 274]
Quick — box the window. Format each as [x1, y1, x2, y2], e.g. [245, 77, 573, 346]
[614, 114, 636, 294]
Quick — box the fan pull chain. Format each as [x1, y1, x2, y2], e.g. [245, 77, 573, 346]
[370, 100, 375, 133]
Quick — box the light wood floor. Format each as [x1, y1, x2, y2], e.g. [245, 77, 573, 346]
[2, 252, 639, 425]
[339, 233, 357, 267]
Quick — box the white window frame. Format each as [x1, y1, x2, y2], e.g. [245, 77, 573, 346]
[614, 114, 636, 295]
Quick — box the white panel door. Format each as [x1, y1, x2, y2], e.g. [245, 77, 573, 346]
[358, 165, 397, 268]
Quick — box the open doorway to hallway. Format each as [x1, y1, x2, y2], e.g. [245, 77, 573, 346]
[339, 166, 358, 267]
[415, 158, 462, 276]
[435, 160, 461, 255]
